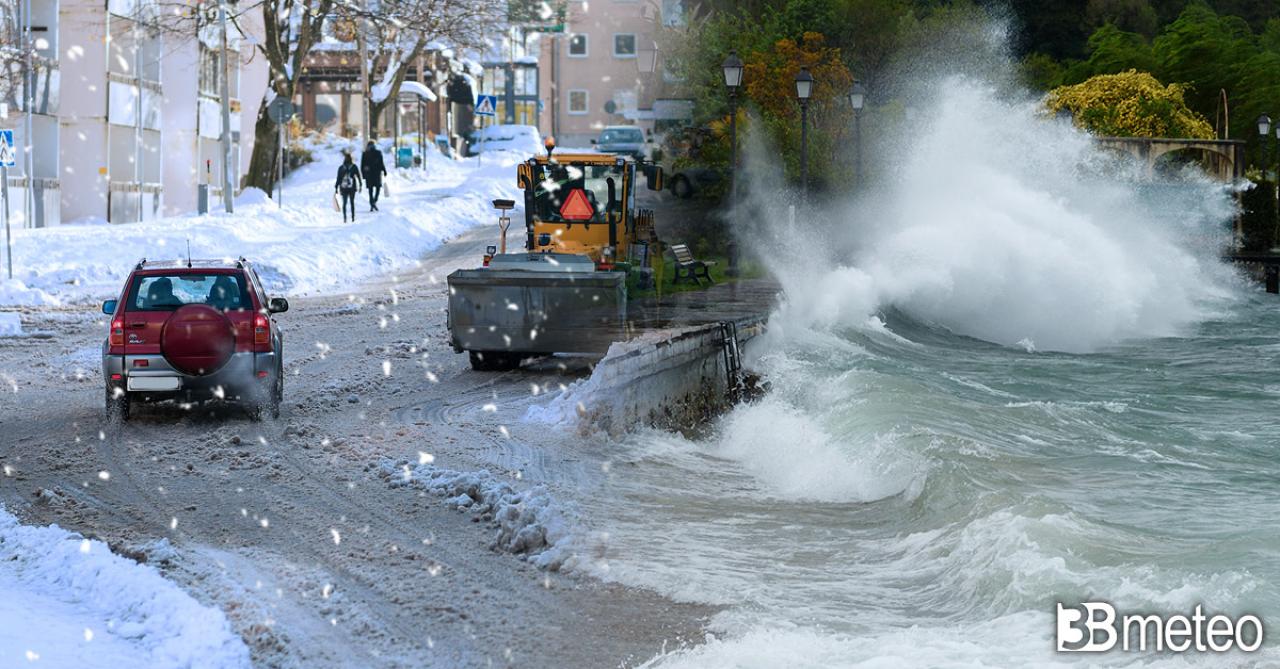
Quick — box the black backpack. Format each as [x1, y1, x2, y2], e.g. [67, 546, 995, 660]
[340, 167, 356, 190]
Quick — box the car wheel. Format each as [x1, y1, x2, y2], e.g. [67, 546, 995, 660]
[105, 387, 130, 421]
[672, 175, 693, 199]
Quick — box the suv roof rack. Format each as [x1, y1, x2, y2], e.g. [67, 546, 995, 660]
[136, 258, 245, 270]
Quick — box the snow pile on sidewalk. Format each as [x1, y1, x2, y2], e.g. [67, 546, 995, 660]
[0, 313, 21, 337]
[387, 461, 585, 571]
[0, 278, 61, 307]
[0, 135, 529, 306]
[0, 506, 251, 668]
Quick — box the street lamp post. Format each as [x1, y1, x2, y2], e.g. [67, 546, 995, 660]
[722, 50, 744, 276]
[1262, 114, 1276, 248]
[1274, 123, 1280, 250]
[722, 52, 744, 194]
[1258, 114, 1271, 175]
[848, 79, 865, 185]
[795, 67, 813, 193]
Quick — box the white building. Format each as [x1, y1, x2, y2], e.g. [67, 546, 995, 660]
[0, 0, 266, 226]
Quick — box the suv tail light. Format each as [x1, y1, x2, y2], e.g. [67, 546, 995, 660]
[254, 312, 271, 347]
[109, 314, 125, 349]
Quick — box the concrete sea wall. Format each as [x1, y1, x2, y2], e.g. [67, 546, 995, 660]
[576, 317, 767, 436]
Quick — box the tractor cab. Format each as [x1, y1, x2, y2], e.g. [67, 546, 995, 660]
[516, 153, 664, 267]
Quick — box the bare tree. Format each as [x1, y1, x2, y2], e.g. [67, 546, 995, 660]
[151, 0, 333, 194]
[0, 1, 20, 113]
[240, 0, 334, 192]
[346, 0, 505, 136]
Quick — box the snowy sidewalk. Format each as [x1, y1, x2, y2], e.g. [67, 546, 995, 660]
[0, 507, 250, 668]
[0, 142, 528, 309]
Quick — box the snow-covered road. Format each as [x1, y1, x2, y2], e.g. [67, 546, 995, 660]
[0, 220, 710, 667]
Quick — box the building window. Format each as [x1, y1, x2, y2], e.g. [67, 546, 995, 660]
[568, 34, 587, 57]
[661, 0, 686, 26]
[613, 33, 636, 58]
[198, 45, 219, 97]
[567, 89, 588, 115]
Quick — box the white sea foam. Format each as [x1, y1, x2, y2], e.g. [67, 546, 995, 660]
[755, 78, 1237, 354]
[711, 395, 921, 504]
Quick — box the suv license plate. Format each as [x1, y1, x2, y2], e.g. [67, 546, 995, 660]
[128, 376, 181, 392]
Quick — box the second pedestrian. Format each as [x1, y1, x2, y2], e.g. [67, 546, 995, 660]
[361, 140, 387, 212]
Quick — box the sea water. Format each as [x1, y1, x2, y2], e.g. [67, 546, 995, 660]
[581, 68, 1278, 667]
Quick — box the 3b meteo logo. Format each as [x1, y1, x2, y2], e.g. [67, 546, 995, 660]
[1056, 603, 1264, 653]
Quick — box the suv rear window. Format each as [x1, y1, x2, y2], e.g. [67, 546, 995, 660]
[126, 273, 251, 312]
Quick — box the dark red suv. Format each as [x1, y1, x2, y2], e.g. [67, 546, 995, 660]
[101, 258, 288, 420]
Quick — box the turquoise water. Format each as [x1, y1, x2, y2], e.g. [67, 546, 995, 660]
[581, 79, 1278, 667]
[598, 298, 1279, 667]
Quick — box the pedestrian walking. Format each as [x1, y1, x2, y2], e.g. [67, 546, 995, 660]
[335, 151, 362, 222]
[361, 141, 387, 212]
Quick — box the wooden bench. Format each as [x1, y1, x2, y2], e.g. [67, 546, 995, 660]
[670, 244, 715, 285]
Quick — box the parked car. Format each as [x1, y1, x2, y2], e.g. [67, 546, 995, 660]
[101, 258, 288, 421]
[591, 125, 650, 160]
[464, 124, 545, 157]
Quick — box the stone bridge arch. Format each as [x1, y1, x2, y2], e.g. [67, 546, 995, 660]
[1092, 137, 1245, 181]
[1093, 137, 1247, 245]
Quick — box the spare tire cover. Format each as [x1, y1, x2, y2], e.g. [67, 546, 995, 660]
[161, 304, 236, 376]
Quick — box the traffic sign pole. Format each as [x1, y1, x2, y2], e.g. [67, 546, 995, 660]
[0, 129, 14, 280]
[2, 165, 11, 280]
[474, 95, 498, 168]
[268, 98, 293, 208]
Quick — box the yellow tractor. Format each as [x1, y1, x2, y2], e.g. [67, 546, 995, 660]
[447, 146, 665, 370]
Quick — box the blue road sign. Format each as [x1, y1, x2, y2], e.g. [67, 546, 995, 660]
[475, 95, 497, 117]
[0, 130, 14, 168]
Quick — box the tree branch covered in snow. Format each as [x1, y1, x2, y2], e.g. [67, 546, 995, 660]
[333, 0, 505, 132]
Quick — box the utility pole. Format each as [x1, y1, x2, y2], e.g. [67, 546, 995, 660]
[357, 0, 370, 140]
[219, 0, 234, 213]
[133, 16, 142, 222]
[23, 0, 33, 228]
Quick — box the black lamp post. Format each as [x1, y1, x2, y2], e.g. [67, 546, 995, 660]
[1263, 114, 1276, 249]
[722, 52, 744, 189]
[722, 51, 744, 276]
[1273, 122, 1280, 251]
[1258, 113, 1271, 176]
[848, 79, 865, 185]
[795, 67, 813, 192]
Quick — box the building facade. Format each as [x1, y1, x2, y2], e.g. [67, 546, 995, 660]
[536, 0, 687, 147]
[0, 0, 265, 227]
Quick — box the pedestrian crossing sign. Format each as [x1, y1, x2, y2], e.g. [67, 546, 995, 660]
[475, 95, 497, 117]
[0, 130, 14, 168]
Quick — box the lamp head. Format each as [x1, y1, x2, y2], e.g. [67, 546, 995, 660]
[722, 51, 744, 89]
[795, 67, 814, 101]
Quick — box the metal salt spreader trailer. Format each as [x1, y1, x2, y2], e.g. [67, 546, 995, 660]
[446, 199, 627, 371]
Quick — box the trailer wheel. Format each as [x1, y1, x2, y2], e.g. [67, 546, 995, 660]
[469, 351, 522, 371]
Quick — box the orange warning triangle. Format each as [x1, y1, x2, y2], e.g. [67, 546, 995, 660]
[559, 188, 595, 221]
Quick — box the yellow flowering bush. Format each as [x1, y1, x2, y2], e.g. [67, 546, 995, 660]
[1046, 70, 1215, 139]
